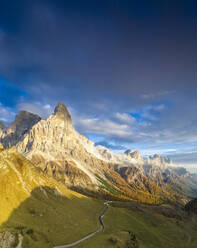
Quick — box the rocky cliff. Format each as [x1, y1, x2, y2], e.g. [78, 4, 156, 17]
[0, 111, 41, 147]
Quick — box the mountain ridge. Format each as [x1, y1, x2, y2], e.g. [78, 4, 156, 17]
[0, 102, 196, 203]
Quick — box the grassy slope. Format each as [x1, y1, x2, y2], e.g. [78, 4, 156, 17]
[1, 188, 104, 248]
[76, 202, 197, 248]
[3, 196, 197, 248]
[0, 148, 104, 247]
[1, 148, 197, 248]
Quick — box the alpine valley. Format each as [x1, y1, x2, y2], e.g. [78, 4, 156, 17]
[1, 102, 197, 248]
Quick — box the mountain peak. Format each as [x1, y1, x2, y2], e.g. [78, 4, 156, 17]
[0, 121, 5, 130]
[0, 110, 42, 148]
[8, 111, 41, 132]
[146, 154, 172, 167]
[54, 102, 72, 122]
[17, 110, 41, 121]
[124, 149, 143, 162]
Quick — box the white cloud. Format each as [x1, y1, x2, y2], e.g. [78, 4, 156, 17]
[114, 112, 135, 124]
[43, 104, 51, 110]
[68, 107, 134, 139]
[73, 116, 132, 139]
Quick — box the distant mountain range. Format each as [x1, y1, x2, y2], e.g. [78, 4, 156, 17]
[1, 102, 197, 248]
[1, 102, 197, 204]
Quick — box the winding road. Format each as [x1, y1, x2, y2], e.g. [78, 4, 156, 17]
[53, 201, 110, 248]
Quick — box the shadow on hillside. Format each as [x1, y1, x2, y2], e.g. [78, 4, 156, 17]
[0, 186, 103, 248]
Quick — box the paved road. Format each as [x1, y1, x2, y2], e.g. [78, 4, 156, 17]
[53, 201, 110, 248]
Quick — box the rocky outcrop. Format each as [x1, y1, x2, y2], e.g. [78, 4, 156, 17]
[0, 111, 41, 148]
[0, 122, 6, 142]
[54, 102, 72, 123]
[145, 154, 173, 168]
[124, 150, 143, 163]
[0, 231, 23, 248]
[31, 155, 95, 189]
[95, 146, 144, 167]
[0, 121, 5, 130]
[115, 166, 152, 192]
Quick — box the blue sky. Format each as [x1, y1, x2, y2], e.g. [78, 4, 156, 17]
[0, 0, 197, 171]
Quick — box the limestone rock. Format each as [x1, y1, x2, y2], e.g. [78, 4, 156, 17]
[124, 150, 143, 162]
[0, 121, 5, 130]
[0, 231, 19, 248]
[14, 103, 166, 201]
[0, 111, 41, 148]
[54, 102, 72, 123]
[7, 110, 41, 137]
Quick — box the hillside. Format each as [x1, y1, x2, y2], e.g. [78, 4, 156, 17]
[75, 201, 197, 248]
[0, 146, 104, 247]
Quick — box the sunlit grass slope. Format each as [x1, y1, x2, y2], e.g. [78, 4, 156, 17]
[0, 147, 83, 224]
[0, 147, 103, 247]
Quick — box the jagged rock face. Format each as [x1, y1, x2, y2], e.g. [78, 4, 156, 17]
[31, 155, 95, 189]
[95, 146, 144, 168]
[0, 111, 41, 148]
[146, 154, 172, 168]
[114, 165, 158, 194]
[15, 105, 105, 190]
[54, 102, 72, 124]
[0, 122, 6, 141]
[8, 111, 41, 136]
[143, 164, 170, 184]
[124, 150, 143, 163]
[143, 154, 192, 182]
[96, 146, 113, 160]
[143, 154, 177, 184]
[141, 157, 197, 198]
[0, 121, 5, 130]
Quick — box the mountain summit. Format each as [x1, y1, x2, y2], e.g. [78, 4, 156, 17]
[54, 102, 72, 123]
[0, 110, 41, 147]
[0, 121, 5, 130]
